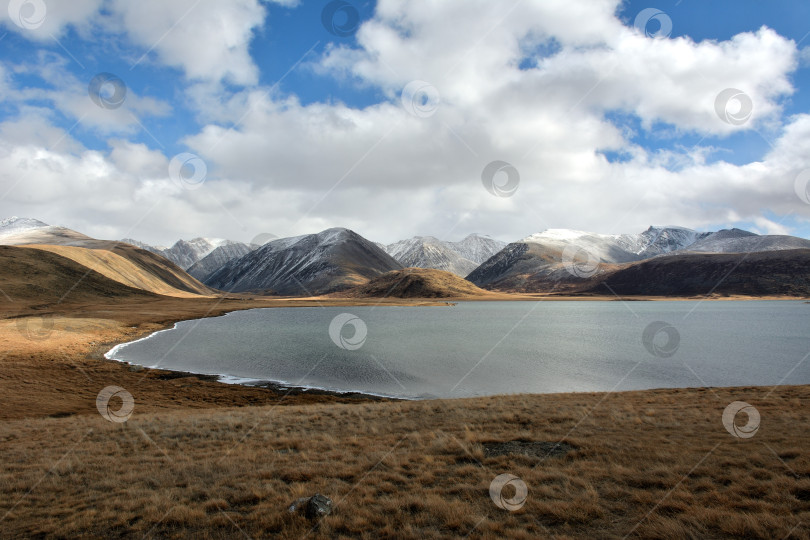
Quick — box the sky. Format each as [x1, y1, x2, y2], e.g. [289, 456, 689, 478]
[1, 0, 810, 246]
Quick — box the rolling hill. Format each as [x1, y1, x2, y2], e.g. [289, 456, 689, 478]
[0, 245, 159, 306]
[585, 249, 810, 297]
[341, 267, 492, 298]
[0, 218, 215, 297]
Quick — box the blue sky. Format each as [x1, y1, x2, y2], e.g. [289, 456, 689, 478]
[0, 0, 809, 244]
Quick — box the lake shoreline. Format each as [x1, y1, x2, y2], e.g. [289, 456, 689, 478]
[2, 293, 807, 420]
[103, 298, 810, 401]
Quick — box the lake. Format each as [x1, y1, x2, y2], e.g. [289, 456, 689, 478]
[105, 301, 810, 399]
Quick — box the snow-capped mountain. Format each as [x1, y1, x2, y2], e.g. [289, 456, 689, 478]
[517, 226, 710, 265]
[385, 236, 478, 276]
[468, 225, 810, 292]
[635, 226, 711, 257]
[384, 234, 506, 276]
[120, 237, 246, 269]
[120, 238, 167, 255]
[0, 217, 95, 246]
[0, 216, 50, 239]
[161, 238, 236, 269]
[449, 234, 508, 264]
[205, 228, 403, 295]
[186, 242, 254, 281]
[687, 229, 810, 253]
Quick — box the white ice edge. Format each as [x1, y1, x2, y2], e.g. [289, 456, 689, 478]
[104, 322, 181, 360]
[103, 311, 417, 400]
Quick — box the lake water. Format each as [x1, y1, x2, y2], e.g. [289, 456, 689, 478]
[106, 301, 810, 399]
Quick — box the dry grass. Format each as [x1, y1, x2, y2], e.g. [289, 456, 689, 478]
[25, 244, 209, 298]
[1, 261, 808, 538]
[338, 267, 493, 298]
[1, 385, 808, 538]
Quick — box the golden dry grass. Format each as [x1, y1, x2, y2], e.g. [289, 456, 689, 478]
[1, 385, 808, 539]
[338, 267, 493, 298]
[23, 244, 213, 297]
[1, 251, 808, 538]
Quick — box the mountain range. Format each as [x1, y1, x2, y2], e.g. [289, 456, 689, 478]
[467, 226, 810, 294]
[2, 216, 810, 298]
[383, 235, 506, 276]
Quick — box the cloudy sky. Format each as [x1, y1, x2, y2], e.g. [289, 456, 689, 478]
[1, 0, 810, 246]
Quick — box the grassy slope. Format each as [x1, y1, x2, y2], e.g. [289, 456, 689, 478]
[340, 267, 493, 298]
[27, 243, 215, 297]
[588, 249, 810, 297]
[0, 385, 807, 538]
[0, 245, 160, 306]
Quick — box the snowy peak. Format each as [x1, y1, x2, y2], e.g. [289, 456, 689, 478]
[468, 224, 810, 292]
[120, 238, 167, 255]
[204, 228, 402, 295]
[120, 235, 245, 270]
[162, 237, 235, 269]
[521, 229, 599, 243]
[384, 234, 506, 276]
[449, 234, 507, 264]
[0, 217, 94, 246]
[314, 227, 355, 245]
[519, 226, 712, 263]
[385, 236, 442, 262]
[0, 216, 50, 235]
[0, 216, 53, 241]
[635, 226, 709, 257]
[186, 242, 254, 281]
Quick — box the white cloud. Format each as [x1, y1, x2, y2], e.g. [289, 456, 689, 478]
[0, 0, 808, 246]
[3, 0, 295, 85]
[0, 0, 104, 40]
[106, 0, 271, 85]
[4, 52, 170, 135]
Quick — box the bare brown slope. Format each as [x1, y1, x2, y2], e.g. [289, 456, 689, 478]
[1, 224, 215, 297]
[27, 243, 216, 297]
[339, 267, 492, 298]
[584, 249, 810, 297]
[0, 245, 159, 307]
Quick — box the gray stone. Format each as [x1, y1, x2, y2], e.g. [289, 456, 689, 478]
[305, 494, 333, 520]
[288, 494, 333, 520]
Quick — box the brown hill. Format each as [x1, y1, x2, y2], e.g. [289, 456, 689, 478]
[0, 245, 159, 307]
[585, 249, 810, 297]
[1, 223, 215, 297]
[28, 243, 215, 297]
[341, 267, 491, 298]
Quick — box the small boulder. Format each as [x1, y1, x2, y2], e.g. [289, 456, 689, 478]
[288, 494, 333, 520]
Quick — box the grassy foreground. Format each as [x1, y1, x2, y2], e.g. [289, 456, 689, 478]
[1, 294, 809, 538]
[1, 384, 809, 538]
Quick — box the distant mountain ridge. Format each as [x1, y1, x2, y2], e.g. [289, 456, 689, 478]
[5, 217, 810, 297]
[120, 237, 242, 270]
[187, 242, 254, 281]
[468, 225, 810, 293]
[204, 227, 403, 295]
[383, 234, 506, 276]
